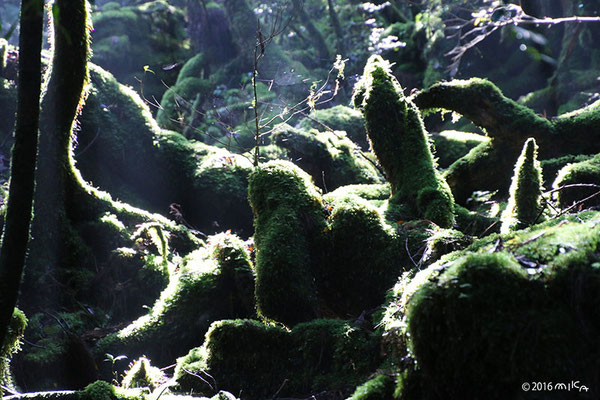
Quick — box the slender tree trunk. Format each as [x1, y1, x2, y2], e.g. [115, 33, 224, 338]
[26, 0, 90, 306]
[0, 0, 44, 349]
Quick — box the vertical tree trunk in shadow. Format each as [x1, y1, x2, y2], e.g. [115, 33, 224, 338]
[0, 0, 44, 348]
[25, 0, 90, 309]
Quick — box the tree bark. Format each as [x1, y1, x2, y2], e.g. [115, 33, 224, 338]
[0, 0, 44, 349]
[25, 0, 90, 308]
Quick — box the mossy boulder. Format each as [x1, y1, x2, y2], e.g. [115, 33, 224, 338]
[97, 233, 255, 368]
[272, 124, 384, 191]
[76, 64, 254, 234]
[553, 153, 600, 209]
[299, 105, 368, 149]
[249, 161, 435, 323]
[348, 374, 395, 400]
[385, 212, 600, 399]
[156, 77, 213, 133]
[319, 196, 406, 316]
[353, 55, 455, 228]
[91, 0, 188, 102]
[431, 130, 489, 169]
[175, 319, 381, 399]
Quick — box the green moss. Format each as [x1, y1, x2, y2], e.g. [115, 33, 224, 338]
[121, 357, 166, 390]
[0, 38, 7, 74]
[421, 227, 473, 265]
[176, 53, 205, 84]
[76, 65, 254, 234]
[501, 138, 544, 233]
[175, 319, 290, 397]
[383, 214, 600, 399]
[453, 204, 500, 236]
[324, 183, 391, 208]
[353, 55, 454, 227]
[97, 233, 255, 366]
[541, 154, 593, 183]
[320, 196, 404, 316]
[272, 124, 383, 191]
[91, 1, 188, 101]
[248, 161, 326, 325]
[553, 153, 600, 209]
[176, 319, 381, 399]
[299, 106, 368, 149]
[431, 130, 489, 169]
[80, 381, 117, 400]
[156, 78, 213, 132]
[0, 309, 26, 386]
[349, 374, 395, 400]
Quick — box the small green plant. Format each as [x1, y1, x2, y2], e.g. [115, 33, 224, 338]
[104, 353, 128, 385]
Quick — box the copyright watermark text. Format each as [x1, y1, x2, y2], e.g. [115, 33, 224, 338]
[522, 381, 589, 393]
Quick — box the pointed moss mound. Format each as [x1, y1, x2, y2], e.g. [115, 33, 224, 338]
[501, 138, 544, 233]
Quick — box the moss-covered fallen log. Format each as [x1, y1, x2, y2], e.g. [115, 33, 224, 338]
[413, 78, 600, 203]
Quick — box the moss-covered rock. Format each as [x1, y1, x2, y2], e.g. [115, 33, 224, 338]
[553, 153, 600, 209]
[501, 138, 545, 233]
[319, 196, 405, 316]
[156, 77, 213, 133]
[97, 232, 255, 367]
[431, 130, 489, 169]
[91, 0, 188, 103]
[248, 161, 326, 325]
[272, 124, 383, 191]
[80, 381, 117, 400]
[353, 55, 454, 228]
[349, 374, 395, 400]
[76, 64, 254, 235]
[175, 319, 381, 399]
[384, 213, 600, 399]
[299, 105, 368, 149]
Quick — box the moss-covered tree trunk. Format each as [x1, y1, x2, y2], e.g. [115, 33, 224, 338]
[0, 0, 44, 348]
[26, 0, 90, 307]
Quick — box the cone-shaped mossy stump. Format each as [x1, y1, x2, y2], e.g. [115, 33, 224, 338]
[383, 212, 600, 399]
[248, 161, 326, 326]
[413, 78, 600, 204]
[175, 318, 381, 399]
[352, 55, 455, 228]
[501, 138, 545, 233]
